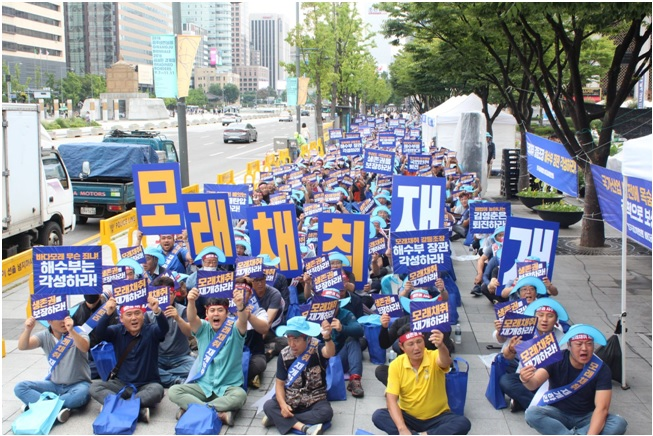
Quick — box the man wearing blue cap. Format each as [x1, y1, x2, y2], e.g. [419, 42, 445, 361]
[520, 324, 627, 435]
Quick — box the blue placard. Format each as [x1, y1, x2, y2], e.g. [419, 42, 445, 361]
[133, 162, 185, 235]
[372, 294, 403, 318]
[498, 312, 538, 340]
[182, 192, 236, 263]
[247, 204, 303, 278]
[526, 133, 578, 197]
[317, 213, 370, 288]
[151, 35, 178, 98]
[31, 294, 68, 320]
[119, 245, 146, 264]
[264, 266, 277, 287]
[402, 140, 422, 155]
[148, 286, 171, 311]
[235, 256, 264, 279]
[410, 300, 451, 333]
[112, 279, 148, 307]
[345, 132, 361, 139]
[33, 246, 102, 295]
[102, 266, 127, 284]
[408, 264, 439, 288]
[394, 127, 406, 138]
[339, 138, 363, 156]
[363, 149, 395, 176]
[378, 132, 396, 148]
[329, 129, 343, 140]
[516, 261, 548, 281]
[494, 298, 529, 321]
[591, 164, 652, 250]
[203, 184, 250, 220]
[390, 229, 450, 275]
[357, 198, 376, 215]
[469, 202, 511, 234]
[303, 255, 331, 276]
[195, 270, 235, 298]
[303, 203, 324, 217]
[515, 332, 563, 369]
[389, 119, 400, 128]
[313, 269, 344, 293]
[391, 175, 446, 231]
[323, 192, 341, 204]
[498, 217, 559, 292]
[368, 237, 387, 255]
[306, 294, 339, 324]
[407, 154, 431, 172]
[409, 128, 420, 138]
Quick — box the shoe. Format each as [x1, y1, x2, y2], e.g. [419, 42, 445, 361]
[510, 399, 524, 413]
[347, 377, 365, 398]
[138, 407, 150, 423]
[470, 288, 482, 297]
[305, 423, 323, 435]
[261, 414, 273, 427]
[250, 374, 261, 389]
[175, 408, 185, 421]
[57, 408, 71, 423]
[20, 404, 29, 413]
[219, 410, 234, 426]
[173, 377, 185, 385]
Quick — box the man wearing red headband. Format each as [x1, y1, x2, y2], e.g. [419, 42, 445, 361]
[372, 329, 471, 435]
[89, 295, 169, 424]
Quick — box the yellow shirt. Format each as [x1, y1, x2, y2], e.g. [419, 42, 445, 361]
[386, 349, 450, 420]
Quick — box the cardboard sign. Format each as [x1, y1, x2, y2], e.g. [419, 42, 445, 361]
[391, 175, 446, 231]
[31, 294, 67, 320]
[515, 332, 563, 369]
[469, 202, 511, 234]
[516, 261, 548, 281]
[112, 279, 148, 307]
[203, 184, 250, 220]
[147, 286, 171, 311]
[368, 237, 387, 255]
[196, 270, 235, 298]
[183, 192, 236, 263]
[408, 264, 439, 288]
[494, 298, 529, 321]
[372, 294, 403, 318]
[313, 269, 344, 293]
[33, 246, 102, 295]
[120, 245, 145, 264]
[498, 312, 538, 340]
[304, 255, 330, 276]
[235, 256, 264, 279]
[363, 149, 395, 176]
[410, 300, 451, 333]
[390, 229, 450, 275]
[102, 266, 127, 285]
[306, 294, 339, 324]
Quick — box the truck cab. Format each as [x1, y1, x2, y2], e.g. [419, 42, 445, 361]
[102, 130, 179, 163]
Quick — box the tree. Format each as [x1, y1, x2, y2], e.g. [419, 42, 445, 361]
[208, 83, 222, 96]
[186, 87, 208, 107]
[241, 91, 256, 106]
[223, 83, 239, 103]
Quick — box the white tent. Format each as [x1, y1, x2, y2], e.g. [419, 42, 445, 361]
[421, 94, 517, 170]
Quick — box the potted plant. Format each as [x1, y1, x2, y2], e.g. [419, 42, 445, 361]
[533, 201, 584, 228]
[515, 183, 565, 210]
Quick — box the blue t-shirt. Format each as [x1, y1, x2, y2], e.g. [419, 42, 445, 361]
[545, 350, 612, 415]
[158, 244, 188, 274]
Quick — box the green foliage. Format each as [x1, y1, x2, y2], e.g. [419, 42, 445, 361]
[208, 83, 222, 96]
[223, 83, 239, 104]
[241, 91, 256, 106]
[517, 187, 563, 198]
[533, 201, 583, 213]
[41, 117, 100, 130]
[186, 88, 208, 107]
[530, 125, 555, 136]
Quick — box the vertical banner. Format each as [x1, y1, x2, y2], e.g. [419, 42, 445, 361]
[469, 202, 511, 234]
[498, 217, 559, 291]
[526, 133, 578, 197]
[298, 77, 310, 106]
[151, 35, 178, 98]
[210, 48, 217, 66]
[287, 78, 298, 107]
[182, 192, 237, 263]
[391, 175, 446, 231]
[247, 204, 303, 278]
[176, 35, 201, 98]
[317, 213, 370, 288]
[133, 163, 185, 235]
[33, 246, 102, 295]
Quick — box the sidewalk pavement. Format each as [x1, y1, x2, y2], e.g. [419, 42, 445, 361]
[2, 177, 651, 435]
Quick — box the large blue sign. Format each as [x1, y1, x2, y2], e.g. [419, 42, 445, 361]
[182, 192, 236, 263]
[133, 163, 185, 235]
[339, 138, 363, 156]
[363, 149, 395, 176]
[391, 175, 446, 232]
[33, 246, 102, 295]
[390, 229, 450, 275]
[469, 202, 511, 234]
[204, 184, 250, 220]
[526, 133, 578, 197]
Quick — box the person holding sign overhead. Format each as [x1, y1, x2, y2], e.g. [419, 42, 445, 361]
[520, 324, 627, 435]
[372, 330, 471, 435]
[262, 316, 335, 435]
[15, 314, 91, 424]
[168, 285, 250, 426]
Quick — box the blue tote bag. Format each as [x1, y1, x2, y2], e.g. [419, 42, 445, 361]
[12, 392, 63, 435]
[445, 357, 469, 416]
[175, 404, 222, 435]
[485, 354, 508, 409]
[92, 384, 140, 435]
[358, 315, 387, 365]
[326, 355, 347, 401]
[90, 341, 117, 382]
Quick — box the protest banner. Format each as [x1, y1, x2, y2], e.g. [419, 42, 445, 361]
[410, 300, 451, 333]
[390, 229, 450, 275]
[119, 245, 145, 264]
[196, 270, 235, 298]
[323, 191, 341, 204]
[306, 293, 339, 324]
[112, 278, 148, 307]
[494, 298, 529, 321]
[408, 264, 439, 288]
[247, 204, 303, 277]
[31, 294, 67, 320]
[203, 184, 250, 220]
[526, 133, 578, 197]
[317, 213, 370, 288]
[148, 286, 171, 311]
[357, 198, 376, 214]
[313, 269, 344, 293]
[33, 246, 102, 295]
[340, 138, 363, 156]
[235, 256, 264, 279]
[363, 149, 395, 176]
[409, 128, 421, 138]
[102, 266, 127, 284]
[368, 237, 387, 255]
[329, 128, 343, 140]
[469, 202, 511, 234]
[372, 294, 404, 318]
[516, 261, 548, 281]
[394, 127, 406, 138]
[269, 193, 289, 205]
[498, 312, 538, 340]
[515, 332, 563, 369]
[303, 203, 324, 217]
[303, 255, 331, 276]
[391, 175, 446, 231]
[133, 163, 184, 235]
[378, 132, 396, 148]
[402, 140, 422, 155]
[182, 192, 236, 264]
[407, 154, 431, 172]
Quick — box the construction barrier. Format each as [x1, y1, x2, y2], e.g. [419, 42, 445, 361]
[244, 160, 261, 185]
[99, 208, 142, 265]
[182, 184, 200, 194]
[217, 170, 235, 185]
[278, 148, 291, 164]
[263, 153, 277, 171]
[2, 249, 32, 288]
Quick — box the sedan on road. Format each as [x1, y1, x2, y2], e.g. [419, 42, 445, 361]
[223, 123, 258, 143]
[278, 110, 293, 122]
[222, 113, 242, 126]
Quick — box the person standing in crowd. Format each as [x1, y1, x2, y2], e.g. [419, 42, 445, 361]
[486, 132, 496, 178]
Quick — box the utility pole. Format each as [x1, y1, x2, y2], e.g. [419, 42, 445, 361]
[295, 2, 301, 135]
[173, 2, 190, 187]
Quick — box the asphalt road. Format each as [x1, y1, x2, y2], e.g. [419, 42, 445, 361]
[56, 112, 321, 245]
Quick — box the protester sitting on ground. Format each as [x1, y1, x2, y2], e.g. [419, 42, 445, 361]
[237, 281, 272, 389]
[259, 254, 290, 319]
[15, 315, 91, 424]
[499, 298, 569, 412]
[156, 233, 193, 274]
[471, 226, 504, 297]
[143, 248, 167, 284]
[506, 276, 548, 303]
[450, 191, 471, 241]
[90, 296, 169, 424]
[501, 256, 559, 298]
[168, 286, 250, 426]
[185, 246, 228, 320]
[372, 330, 472, 435]
[521, 324, 628, 435]
[262, 316, 335, 436]
[146, 276, 194, 388]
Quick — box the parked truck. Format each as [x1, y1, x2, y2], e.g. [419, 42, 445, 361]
[58, 130, 179, 223]
[2, 103, 76, 258]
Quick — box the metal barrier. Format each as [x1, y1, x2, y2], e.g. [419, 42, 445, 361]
[217, 170, 235, 185]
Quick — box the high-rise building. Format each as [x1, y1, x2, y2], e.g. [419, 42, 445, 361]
[181, 3, 232, 72]
[231, 2, 249, 68]
[249, 13, 289, 90]
[233, 65, 270, 93]
[2, 2, 67, 84]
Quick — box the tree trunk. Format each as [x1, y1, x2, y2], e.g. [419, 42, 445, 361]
[315, 75, 323, 142]
[580, 163, 605, 247]
[518, 129, 530, 192]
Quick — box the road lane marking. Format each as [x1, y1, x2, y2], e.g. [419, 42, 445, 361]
[227, 143, 272, 158]
[210, 152, 224, 156]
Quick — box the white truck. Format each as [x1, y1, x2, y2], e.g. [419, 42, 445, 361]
[2, 103, 75, 258]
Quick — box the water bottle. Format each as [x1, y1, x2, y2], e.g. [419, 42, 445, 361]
[387, 349, 397, 363]
[454, 324, 462, 345]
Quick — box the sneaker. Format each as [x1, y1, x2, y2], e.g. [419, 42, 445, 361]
[305, 423, 323, 435]
[347, 377, 365, 398]
[20, 404, 29, 413]
[175, 408, 186, 421]
[218, 410, 234, 426]
[510, 399, 524, 413]
[250, 374, 261, 389]
[138, 407, 150, 423]
[57, 408, 71, 423]
[261, 414, 273, 428]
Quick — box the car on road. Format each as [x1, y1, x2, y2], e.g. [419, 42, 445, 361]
[300, 109, 310, 116]
[222, 112, 242, 126]
[278, 110, 293, 122]
[223, 123, 258, 143]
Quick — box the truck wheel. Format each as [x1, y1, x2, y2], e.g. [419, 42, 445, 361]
[77, 216, 88, 225]
[38, 222, 63, 246]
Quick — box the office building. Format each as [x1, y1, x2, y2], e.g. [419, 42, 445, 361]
[233, 65, 270, 93]
[181, 3, 232, 72]
[249, 13, 289, 90]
